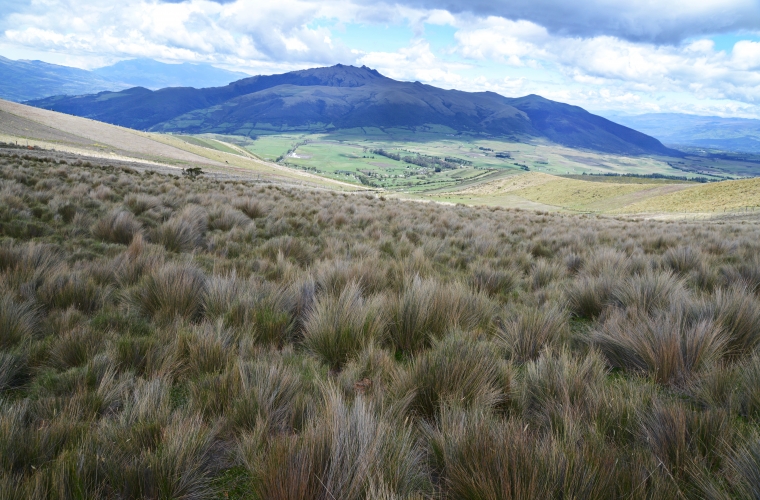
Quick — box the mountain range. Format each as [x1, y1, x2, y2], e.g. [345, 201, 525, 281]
[607, 113, 760, 153]
[27, 64, 677, 156]
[0, 56, 249, 102]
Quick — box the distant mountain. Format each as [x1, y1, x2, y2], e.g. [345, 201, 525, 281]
[27, 64, 678, 156]
[0, 56, 129, 102]
[92, 58, 250, 90]
[606, 113, 760, 153]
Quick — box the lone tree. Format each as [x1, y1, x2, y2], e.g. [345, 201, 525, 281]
[182, 167, 204, 180]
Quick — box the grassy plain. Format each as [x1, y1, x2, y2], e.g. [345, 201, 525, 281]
[3, 147, 760, 498]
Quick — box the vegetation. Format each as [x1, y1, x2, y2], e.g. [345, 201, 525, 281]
[3, 149, 760, 498]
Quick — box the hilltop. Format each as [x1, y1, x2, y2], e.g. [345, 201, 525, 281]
[28, 64, 679, 156]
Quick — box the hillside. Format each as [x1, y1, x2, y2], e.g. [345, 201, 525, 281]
[3, 148, 760, 497]
[27, 65, 679, 156]
[0, 98, 357, 190]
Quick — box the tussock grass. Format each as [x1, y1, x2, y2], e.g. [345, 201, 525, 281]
[591, 308, 725, 385]
[91, 209, 142, 245]
[394, 334, 509, 419]
[133, 262, 208, 322]
[497, 305, 568, 363]
[3, 151, 760, 497]
[0, 296, 38, 348]
[302, 282, 384, 370]
[151, 204, 207, 252]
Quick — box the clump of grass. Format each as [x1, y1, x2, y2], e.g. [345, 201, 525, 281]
[611, 270, 684, 314]
[91, 209, 142, 245]
[520, 349, 607, 432]
[590, 308, 725, 385]
[234, 197, 265, 219]
[711, 283, 760, 359]
[302, 282, 384, 371]
[152, 205, 207, 252]
[387, 278, 493, 354]
[48, 326, 103, 370]
[566, 272, 617, 319]
[663, 246, 703, 275]
[133, 262, 208, 322]
[178, 320, 235, 376]
[37, 269, 106, 313]
[469, 264, 520, 296]
[426, 407, 619, 500]
[209, 206, 251, 231]
[394, 333, 509, 420]
[497, 305, 568, 363]
[234, 357, 312, 433]
[243, 388, 428, 500]
[0, 296, 38, 348]
[124, 194, 161, 215]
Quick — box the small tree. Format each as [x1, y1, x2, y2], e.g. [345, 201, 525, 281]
[183, 167, 204, 180]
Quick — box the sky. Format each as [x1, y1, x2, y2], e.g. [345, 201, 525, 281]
[3, 0, 760, 118]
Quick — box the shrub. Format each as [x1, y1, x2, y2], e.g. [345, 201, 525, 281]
[302, 282, 384, 370]
[134, 262, 208, 322]
[497, 305, 568, 363]
[91, 210, 142, 245]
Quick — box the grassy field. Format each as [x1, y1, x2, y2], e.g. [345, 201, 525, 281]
[3, 147, 760, 498]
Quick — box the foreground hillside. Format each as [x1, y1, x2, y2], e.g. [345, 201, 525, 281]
[2, 147, 760, 498]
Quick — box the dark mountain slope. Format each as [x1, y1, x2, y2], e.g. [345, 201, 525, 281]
[507, 95, 676, 156]
[154, 81, 533, 137]
[27, 64, 678, 156]
[27, 65, 392, 130]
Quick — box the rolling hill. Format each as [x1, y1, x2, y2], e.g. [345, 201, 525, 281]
[27, 64, 679, 156]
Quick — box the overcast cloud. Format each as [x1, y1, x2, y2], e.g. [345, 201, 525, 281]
[3, 0, 760, 117]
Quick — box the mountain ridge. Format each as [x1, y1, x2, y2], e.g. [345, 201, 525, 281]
[27, 64, 679, 156]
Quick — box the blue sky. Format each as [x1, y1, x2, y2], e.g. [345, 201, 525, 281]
[2, 0, 760, 118]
